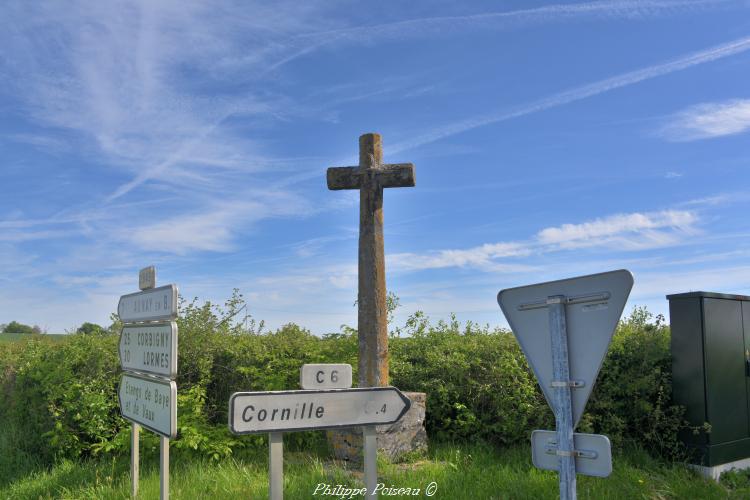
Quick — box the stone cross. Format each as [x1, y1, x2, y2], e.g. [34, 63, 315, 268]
[327, 133, 415, 388]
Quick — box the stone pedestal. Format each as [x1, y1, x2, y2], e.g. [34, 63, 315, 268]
[328, 392, 427, 463]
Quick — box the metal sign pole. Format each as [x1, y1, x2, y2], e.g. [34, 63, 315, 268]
[363, 425, 378, 498]
[160, 436, 169, 500]
[548, 295, 576, 500]
[269, 432, 283, 500]
[131, 423, 139, 497]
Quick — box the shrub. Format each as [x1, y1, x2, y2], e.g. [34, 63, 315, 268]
[390, 313, 550, 444]
[583, 307, 688, 460]
[0, 294, 690, 467]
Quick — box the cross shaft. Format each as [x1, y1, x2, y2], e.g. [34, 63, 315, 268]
[327, 133, 415, 387]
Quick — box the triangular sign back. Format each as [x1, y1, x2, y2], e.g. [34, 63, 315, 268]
[498, 270, 633, 428]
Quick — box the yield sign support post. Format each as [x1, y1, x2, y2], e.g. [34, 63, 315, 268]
[548, 296, 576, 500]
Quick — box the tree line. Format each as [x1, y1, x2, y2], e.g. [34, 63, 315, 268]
[1, 321, 106, 335]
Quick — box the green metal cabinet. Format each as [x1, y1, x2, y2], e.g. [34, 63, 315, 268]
[667, 291, 750, 466]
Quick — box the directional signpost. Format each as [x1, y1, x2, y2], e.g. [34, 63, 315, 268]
[118, 284, 178, 323]
[118, 266, 178, 500]
[229, 387, 411, 434]
[498, 269, 633, 500]
[119, 323, 178, 379]
[119, 373, 177, 438]
[230, 366, 411, 500]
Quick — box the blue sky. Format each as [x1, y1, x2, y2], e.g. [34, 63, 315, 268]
[2, 0, 750, 334]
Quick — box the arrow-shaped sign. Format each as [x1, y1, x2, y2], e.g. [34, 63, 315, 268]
[228, 387, 411, 435]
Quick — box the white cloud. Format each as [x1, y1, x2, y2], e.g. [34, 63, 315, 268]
[389, 242, 532, 271]
[677, 192, 750, 207]
[0, 229, 77, 243]
[659, 98, 750, 141]
[634, 265, 750, 298]
[537, 210, 699, 249]
[388, 209, 700, 273]
[130, 212, 236, 253]
[126, 192, 311, 254]
[3, 1, 731, 195]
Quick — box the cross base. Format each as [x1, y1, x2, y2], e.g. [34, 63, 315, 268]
[327, 392, 427, 463]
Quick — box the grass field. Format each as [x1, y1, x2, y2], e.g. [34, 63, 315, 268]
[2, 439, 749, 499]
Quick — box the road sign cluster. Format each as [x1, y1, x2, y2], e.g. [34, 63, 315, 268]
[118, 279, 179, 439]
[117, 266, 179, 500]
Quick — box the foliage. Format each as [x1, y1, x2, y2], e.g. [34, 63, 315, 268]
[0, 293, 693, 470]
[353, 290, 402, 336]
[582, 307, 690, 460]
[2, 320, 40, 334]
[76, 322, 106, 335]
[390, 312, 549, 444]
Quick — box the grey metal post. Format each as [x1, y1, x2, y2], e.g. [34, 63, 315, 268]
[131, 423, 139, 497]
[269, 432, 283, 500]
[160, 436, 169, 500]
[363, 425, 378, 498]
[548, 295, 576, 500]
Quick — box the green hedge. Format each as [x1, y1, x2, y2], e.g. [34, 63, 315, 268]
[0, 292, 690, 468]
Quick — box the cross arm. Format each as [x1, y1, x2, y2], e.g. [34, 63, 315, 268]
[327, 163, 416, 190]
[327, 166, 360, 190]
[378, 163, 415, 188]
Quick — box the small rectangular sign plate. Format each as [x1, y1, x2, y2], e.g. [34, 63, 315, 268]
[531, 430, 612, 477]
[300, 364, 352, 390]
[119, 322, 178, 379]
[118, 284, 178, 323]
[119, 373, 177, 438]
[139, 266, 156, 290]
[229, 387, 411, 435]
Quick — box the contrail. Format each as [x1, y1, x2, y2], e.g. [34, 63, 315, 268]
[388, 34, 750, 154]
[297, 1, 732, 45]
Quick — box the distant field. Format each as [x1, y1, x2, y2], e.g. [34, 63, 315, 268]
[0, 333, 67, 343]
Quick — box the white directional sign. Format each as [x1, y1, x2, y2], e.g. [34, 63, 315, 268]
[118, 284, 178, 323]
[229, 387, 411, 435]
[300, 364, 352, 390]
[497, 270, 633, 427]
[119, 373, 177, 438]
[119, 322, 178, 379]
[531, 430, 612, 477]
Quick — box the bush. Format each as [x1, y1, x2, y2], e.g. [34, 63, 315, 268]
[5, 334, 122, 462]
[390, 313, 550, 444]
[0, 294, 691, 469]
[582, 307, 688, 460]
